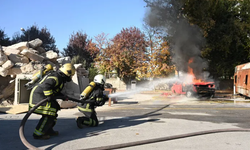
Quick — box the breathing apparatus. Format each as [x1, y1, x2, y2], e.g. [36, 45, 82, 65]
[80, 74, 106, 99]
[80, 81, 96, 99]
[24, 64, 53, 90]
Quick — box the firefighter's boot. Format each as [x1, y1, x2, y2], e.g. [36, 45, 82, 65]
[46, 128, 59, 136]
[33, 134, 50, 140]
[76, 117, 86, 129]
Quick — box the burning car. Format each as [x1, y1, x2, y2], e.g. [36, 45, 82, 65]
[171, 81, 215, 98]
[171, 58, 216, 98]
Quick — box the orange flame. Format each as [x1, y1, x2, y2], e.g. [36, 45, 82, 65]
[188, 58, 203, 83]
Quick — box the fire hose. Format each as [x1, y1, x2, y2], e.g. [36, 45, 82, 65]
[19, 99, 250, 150]
[19, 96, 85, 150]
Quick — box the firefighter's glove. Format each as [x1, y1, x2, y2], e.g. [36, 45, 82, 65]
[97, 100, 105, 106]
[47, 96, 54, 102]
[103, 94, 109, 102]
[96, 95, 108, 106]
[58, 94, 68, 101]
[80, 95, 86, 101]
[56, 93, 68, 101]
[63, 95, 69, 101]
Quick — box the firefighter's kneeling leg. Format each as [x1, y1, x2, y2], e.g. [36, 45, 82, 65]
[33, 115, 57, 139]
[76, 112, 98, 128]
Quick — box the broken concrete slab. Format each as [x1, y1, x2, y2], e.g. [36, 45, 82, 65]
[57, 100, 77, 109]
[29, 38, 43, 49]
[0, 51, 8, 65]
[7, 42, 28, 51]
[8, 66, 22, 75]
[2, 60, 14, 70]
[27, 48, 39, 54]
[21, 49, 44, 62]
[42, 50, 58, 60]
[8, 54, 29, 63]
[0, 67, 9, 77]
[0, 80, 15, 99]
[20, 63, 35, 74]
[2, 47, 21, 55]
[36, 47, 46, 54]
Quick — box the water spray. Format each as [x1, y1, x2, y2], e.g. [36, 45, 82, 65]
[108, 76, 183, 98]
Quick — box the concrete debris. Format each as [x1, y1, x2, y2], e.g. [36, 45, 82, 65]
[0, 67, 8, 77]
[2, 47, 21, 55]
[0, 39, 90, 109]
[0, 50, 8, 65]
[20, 62, 35, 74]
[28, 48, 39, 54]
[57, 56, 71, 64]
[8, 66, 22, 75]
[8, 54, 29, 63]
[21, 49, 44, 62]
[42, 50, 58, 60]
[2, 60, 14, 70]
[28, 38, 43, 49]
[36, 47, 46, 54]
[0, 80, 15, 100]
[7, 41, 28, 51]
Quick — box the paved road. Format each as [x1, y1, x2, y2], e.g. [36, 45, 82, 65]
[1, 93, 250, 150]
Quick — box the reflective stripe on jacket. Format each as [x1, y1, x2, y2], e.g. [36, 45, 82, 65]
[77, 84, 105, 112]
[29, 71, 65, 116]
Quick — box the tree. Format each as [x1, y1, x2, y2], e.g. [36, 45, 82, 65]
[96, 27, 148, 85]
[143, 23, 174, 78]
[183, 0, 250, 78]
[62, 31, 98, 69]
[0, 29, 11, 46]
[93, 32, 111, 74]
[88, 64, 99, 82]
[144, 0, 208, 79]
[144, 0, 250, 79]
[12, 25, 58, 53]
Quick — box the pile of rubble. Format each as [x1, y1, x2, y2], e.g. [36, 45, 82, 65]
[0, 38, 89, 106]
[0, 38, 59, 77]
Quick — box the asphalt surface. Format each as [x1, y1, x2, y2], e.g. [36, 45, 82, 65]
[1, 93, 250, 150]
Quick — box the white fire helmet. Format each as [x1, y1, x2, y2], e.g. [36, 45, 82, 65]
[94, 74, 106, 85]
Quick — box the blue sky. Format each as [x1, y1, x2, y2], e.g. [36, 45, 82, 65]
[0, 0, 147, 52]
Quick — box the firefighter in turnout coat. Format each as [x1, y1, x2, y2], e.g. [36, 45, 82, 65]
[29, 63, 75, 140]
[76, 74, 109, 128]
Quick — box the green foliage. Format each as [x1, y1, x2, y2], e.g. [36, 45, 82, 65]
[71, 55, 87, 68]
[88, 64, 99, 82]
[184, 0, 250, 78]
[12, 25, 58, 53]
[62, 31, 97, 69]
[144, 0, 250, 79]
[0, 29, 11, 46]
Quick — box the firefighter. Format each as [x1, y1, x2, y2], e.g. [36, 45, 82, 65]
[76, 74, 109, 128]
[29, 63, 75, 140]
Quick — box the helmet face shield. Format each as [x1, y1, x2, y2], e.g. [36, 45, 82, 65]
[67, 70, 72, 76]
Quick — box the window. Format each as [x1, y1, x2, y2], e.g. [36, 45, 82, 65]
[246, 75, 248, 85]
[235, 75, 237, 83]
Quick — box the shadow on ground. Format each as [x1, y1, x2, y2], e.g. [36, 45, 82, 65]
[0, 104, 169, 150]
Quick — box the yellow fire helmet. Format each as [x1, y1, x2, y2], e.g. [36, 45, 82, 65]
[59, 63, 76, 77]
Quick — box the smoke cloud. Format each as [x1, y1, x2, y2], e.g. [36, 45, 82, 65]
[171, 19, 207, 79]
[144, 1, 211, 81]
